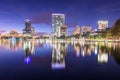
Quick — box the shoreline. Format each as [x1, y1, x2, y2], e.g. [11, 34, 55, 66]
[1, 37, 120, 42]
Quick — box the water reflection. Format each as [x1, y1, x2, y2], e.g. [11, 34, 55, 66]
[0, 39, 22, 51]
[71, 41, 119, 64]
[51, 41, 67, 69]
[1, 39, 120, 66]
[111, 43, 120, 64]
[23, 40, 35, 64]
[73, 42, 80, 57]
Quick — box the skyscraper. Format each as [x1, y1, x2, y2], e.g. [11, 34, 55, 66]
[98, 20, 108, 30]
[52, 14, 65, 37]
[23, 19, 34, 37]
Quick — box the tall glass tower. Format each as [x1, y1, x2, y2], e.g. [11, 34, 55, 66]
[52, 14, 65, 37]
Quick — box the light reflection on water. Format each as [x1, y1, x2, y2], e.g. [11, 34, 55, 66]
[0, 39, 120, 65]
[0, 39, 120, 63]
[0, 39, 120, 79]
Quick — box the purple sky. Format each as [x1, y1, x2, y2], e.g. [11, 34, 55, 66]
[0, 0, 120, 34]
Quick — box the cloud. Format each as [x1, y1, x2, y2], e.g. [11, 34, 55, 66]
[30, 12, 51, 25]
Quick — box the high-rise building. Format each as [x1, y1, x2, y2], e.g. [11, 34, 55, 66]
[72, 25, 80, 35]
[52, 14, 65, 37]
[23, 19, 34, 37]
[60, 24, 67, 37]
[98, 20, 108, 30]
[81, 26, 92, 34]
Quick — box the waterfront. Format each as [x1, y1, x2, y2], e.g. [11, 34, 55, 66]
[0, 39, 120, 80]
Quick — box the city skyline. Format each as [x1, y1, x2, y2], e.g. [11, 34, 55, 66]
[0, 0, 120, 34]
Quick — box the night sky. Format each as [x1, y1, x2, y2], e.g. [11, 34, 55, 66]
[0, 0, 120, 34]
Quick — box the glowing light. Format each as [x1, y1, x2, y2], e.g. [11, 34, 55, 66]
[98, 53, 108, 63]
[24, 57, 31, 64]
[76, 52, 80, 57]
[52, 63, 65, 69]
[82, 50, 85, 57]
[11, 36, 15, 47]
[95, 47, 97, 55]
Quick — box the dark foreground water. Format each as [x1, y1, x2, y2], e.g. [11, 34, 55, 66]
[0, 39, 120, 80]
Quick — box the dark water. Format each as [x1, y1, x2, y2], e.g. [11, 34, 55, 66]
[0, 39, 120, 80]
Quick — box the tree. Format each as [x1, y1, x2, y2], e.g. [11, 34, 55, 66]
[111, 19, 120, 38]
[111, 45, 120, 64]
[100, 29, 112, 39]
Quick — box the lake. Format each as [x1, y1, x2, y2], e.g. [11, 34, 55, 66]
[0, 39, 120, 80]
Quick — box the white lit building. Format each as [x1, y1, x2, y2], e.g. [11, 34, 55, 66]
[98, 20, 108, 30]
[52, 14, 65, 37]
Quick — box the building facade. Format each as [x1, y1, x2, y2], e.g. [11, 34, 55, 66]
[72, 25, 80, 35]
[60, 24, 67, 37]
[98, 20, 108, 30]
[81, 26, 92, 34]
[23, 19, 34, 37]
[52, 14, 65, 37]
